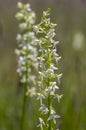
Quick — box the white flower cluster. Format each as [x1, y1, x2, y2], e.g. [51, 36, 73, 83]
[35, 9, 62, 130]
[15, 2, 38, 95]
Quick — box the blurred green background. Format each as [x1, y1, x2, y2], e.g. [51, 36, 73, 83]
[0, 0, 86, 130]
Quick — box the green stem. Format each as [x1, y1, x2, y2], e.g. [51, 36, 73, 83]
[20, 67, 28, 130]
[20, 82, 27, 130]
[48, 94, 52, 130]
[47, 48, 52, 130]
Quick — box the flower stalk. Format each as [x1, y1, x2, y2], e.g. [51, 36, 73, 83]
[35, 8, 62, 130]
[15, 2, 38, 130]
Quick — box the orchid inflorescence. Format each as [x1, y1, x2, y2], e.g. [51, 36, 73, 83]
[15, 2, 38, 96]
[34, 8, 63, 130]
[15, 2, 38, 130]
